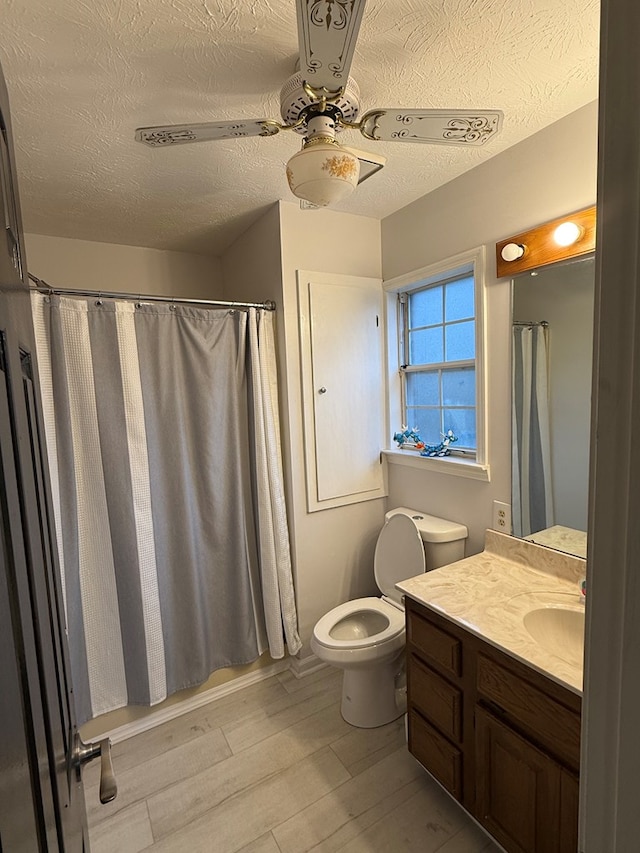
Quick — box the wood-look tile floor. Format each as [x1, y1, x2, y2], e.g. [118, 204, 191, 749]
[84, 667, 502, 853]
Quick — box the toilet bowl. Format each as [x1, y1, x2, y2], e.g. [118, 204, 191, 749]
[312, 596, 405, 668]
[311, 507, 467, 728]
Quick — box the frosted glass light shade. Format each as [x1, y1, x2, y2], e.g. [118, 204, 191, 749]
[286, 142, 360, 207]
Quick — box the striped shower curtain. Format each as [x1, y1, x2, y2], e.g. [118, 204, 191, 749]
[32, 293, 300, 724]
[512, 323, 555, 538]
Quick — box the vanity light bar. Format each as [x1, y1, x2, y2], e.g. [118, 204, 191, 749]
[495, 205, 596, 278]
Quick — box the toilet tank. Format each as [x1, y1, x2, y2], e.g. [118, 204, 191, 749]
[385, 506, 468, 570]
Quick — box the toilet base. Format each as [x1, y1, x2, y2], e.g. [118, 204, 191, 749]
[339, 657, 405, 728]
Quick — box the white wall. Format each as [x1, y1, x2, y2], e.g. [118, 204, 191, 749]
[223, 201, 384, 655]
[220, 203, 282, 307]
[221, 203, 291, 527]
[513, 259, 595, 531]
[25, 233, 224, 299]
[278, 203, 384, 655]
[381, 101, 599, 556]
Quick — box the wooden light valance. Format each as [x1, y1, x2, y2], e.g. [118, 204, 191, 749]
[495, 205, 596, 278]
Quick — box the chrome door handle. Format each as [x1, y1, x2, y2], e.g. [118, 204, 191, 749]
[72, 733, 118, 804]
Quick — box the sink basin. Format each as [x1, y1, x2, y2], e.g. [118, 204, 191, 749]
[522, 603, 585, 668]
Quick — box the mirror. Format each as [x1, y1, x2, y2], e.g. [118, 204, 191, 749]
[511, 255, 595, 558]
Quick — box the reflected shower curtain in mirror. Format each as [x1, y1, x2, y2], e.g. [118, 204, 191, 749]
[512, 323, 555, 538]
[31, 294, 300, 723]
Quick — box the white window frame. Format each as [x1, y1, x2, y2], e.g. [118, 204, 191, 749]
[382, 246, 490, 481]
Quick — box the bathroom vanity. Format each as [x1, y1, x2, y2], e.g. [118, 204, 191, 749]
[398, 530, 585, 853]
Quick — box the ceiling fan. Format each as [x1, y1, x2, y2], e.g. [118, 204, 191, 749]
[135, 0, 504, 208]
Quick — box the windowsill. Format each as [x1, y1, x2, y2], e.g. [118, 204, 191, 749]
[382, 448, 491, 481]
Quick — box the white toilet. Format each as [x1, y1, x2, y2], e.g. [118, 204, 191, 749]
[311, 507, 468, 728]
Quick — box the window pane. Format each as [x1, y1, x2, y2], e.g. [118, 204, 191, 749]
[409, 285, 442, 329]
[442, 368, 475, 406]
[406, 407, 441, 444]
[406, 371, 439, 407]
[410, 327, 443, 364]
[445, 320, 475, 361]
[443, 407, 476, 449]
[445, 277, 474, 322]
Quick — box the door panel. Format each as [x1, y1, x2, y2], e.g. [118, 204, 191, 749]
[298, 270, 387, 512]
[17, 348, 88, 847]
[309, 280, 385, 501]
[0, 332, 61, 850]
[0, 364, 45, 851]
[0, 58, 90, 851]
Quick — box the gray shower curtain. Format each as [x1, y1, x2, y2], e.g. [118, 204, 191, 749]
[32, 294, 300, 723]
[512, 323, 555, 538]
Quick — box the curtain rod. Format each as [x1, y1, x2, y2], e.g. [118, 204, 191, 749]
[513, 320, 549, 327]
[27, 273, 276, 311]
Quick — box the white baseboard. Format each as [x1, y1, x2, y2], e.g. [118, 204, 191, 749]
[288, 653, 327, 679]
[101, 659, 291, 745]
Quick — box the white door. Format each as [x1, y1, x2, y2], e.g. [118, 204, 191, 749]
[0, 59, 116, 852]
[299, 271, 386, 511]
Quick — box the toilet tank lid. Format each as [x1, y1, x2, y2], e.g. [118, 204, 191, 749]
[384, 507, 468, 543]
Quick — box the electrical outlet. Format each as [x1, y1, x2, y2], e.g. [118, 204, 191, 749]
[492, 500, 512, 532]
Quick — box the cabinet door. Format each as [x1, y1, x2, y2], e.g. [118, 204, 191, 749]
[559, 767, 579, 853]
[475, 707, 561, 853]
[298, 271, 386, 511]
[409, 654, 462, 744]
[409, 710, 462, 800]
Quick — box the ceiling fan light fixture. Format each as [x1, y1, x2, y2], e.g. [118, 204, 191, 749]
[135, 2, 505, 212]
[286, 138, 360, 207]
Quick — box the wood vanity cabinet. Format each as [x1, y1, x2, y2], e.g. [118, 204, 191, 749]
[405, 597, 582, 853]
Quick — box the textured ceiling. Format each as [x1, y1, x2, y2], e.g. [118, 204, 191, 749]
[1, 0, 599, 257]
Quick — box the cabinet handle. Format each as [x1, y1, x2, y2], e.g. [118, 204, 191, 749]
[318, 387, 327, 394]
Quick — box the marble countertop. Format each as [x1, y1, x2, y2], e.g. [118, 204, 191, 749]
[397, 529, 587, 695]
[524, 524, 587, 559]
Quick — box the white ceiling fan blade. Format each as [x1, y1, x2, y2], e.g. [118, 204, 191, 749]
[135, 119, 278, 147]
[360, 109, 504, 146]
[296, 0, 367, 93]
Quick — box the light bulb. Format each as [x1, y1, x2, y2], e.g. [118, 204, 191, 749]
[553, 221, 582, 247]
[501, 242, 525, 262]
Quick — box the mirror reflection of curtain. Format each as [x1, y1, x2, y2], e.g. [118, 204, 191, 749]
[512, 323, 554, 537]
[31, 293, 301, 724]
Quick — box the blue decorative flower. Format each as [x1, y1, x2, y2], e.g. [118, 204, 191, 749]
[419, 430, 458, 457]
[393, 425, 423, 448]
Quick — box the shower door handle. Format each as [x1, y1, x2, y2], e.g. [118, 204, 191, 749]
[72, 733, 118, 803]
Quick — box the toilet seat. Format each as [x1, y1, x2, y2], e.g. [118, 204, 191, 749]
[374, 513, 425, 604]
[312, 596, 404, 650]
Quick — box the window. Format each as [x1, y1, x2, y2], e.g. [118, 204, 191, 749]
[400, 271, 477, 454]
[384, 248, 487, 477]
